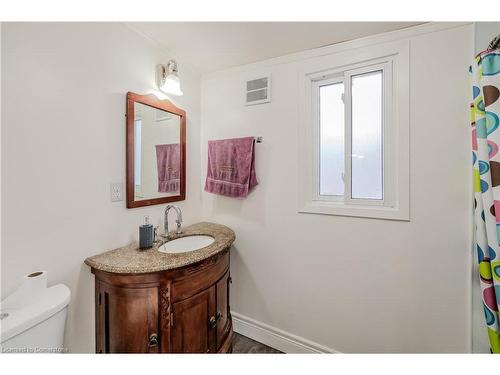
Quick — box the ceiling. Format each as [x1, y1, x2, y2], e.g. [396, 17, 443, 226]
[128, 22, 422, 74]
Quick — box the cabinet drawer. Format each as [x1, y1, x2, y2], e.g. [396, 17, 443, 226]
[171, 252, 229, 302]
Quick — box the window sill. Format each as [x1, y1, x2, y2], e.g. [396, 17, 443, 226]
[299, 201, 409, 221]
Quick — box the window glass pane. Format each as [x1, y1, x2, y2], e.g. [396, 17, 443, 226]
[351, 71, 383, 200]
[319, 82, 345, 196]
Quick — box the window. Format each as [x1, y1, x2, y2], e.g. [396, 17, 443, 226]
[319, 80, 345, 197]
[299, 40, 409, 220]
[315, 65, 386, 204]
[351, 71, 383, 200]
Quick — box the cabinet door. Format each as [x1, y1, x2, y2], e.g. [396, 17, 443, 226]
[216, 271, 230, 348]
[171, 287, 216, 353]
[98, 285, 159, 353]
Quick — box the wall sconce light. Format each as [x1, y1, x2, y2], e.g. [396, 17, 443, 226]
[156, 59, 183, 96]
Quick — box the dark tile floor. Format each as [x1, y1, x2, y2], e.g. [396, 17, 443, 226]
[232, 333, 283, 354]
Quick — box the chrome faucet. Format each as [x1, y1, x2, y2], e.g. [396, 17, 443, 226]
[163, 205, 182, 239]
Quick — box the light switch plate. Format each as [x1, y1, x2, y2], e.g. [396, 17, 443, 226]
[110, 183, 123, 202]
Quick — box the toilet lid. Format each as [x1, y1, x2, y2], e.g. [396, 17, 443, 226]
[0, 284, 70, 343]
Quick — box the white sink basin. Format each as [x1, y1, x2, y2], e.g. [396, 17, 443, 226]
[158, 235, 215, 254]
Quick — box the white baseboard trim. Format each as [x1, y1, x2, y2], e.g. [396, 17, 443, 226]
[231, 312, 340, 354]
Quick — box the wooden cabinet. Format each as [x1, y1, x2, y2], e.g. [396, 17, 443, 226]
[92, 250, 232, 354]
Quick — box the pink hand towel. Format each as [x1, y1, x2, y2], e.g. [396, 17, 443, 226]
[155, 144, 180, 193]
[204, 136, 258, 198]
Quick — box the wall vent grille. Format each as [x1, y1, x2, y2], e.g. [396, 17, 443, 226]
[245, 76, 271, 105]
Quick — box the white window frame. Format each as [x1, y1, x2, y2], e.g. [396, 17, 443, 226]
[298, 40, 409, 221]
[311, 75, 345, 203]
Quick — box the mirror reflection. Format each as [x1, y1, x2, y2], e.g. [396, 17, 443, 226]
[133, 102, 181, 201]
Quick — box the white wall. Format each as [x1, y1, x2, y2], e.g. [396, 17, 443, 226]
[475, 22, 500, 54]
[1, 23, 202, 352]
[200, 23, 474, 353]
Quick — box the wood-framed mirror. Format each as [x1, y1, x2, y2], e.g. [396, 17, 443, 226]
[126, 92, 186, 208]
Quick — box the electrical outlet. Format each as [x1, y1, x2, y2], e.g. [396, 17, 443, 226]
[110, 183, 123, 202]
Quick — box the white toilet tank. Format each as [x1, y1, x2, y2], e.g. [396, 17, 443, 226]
[0, 271, 71, 353]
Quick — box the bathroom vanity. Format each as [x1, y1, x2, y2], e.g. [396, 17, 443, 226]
[84, 222, 235, 354]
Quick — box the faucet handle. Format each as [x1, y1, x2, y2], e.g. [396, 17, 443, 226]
[176, 220, 182, 235]
[154, 226, 159, 243]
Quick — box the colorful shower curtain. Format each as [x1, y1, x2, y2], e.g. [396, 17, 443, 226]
[471, 50, 500, 353]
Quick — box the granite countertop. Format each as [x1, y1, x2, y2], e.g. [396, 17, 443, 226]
[84, 222, 235, 274]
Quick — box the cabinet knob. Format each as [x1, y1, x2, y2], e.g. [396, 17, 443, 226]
[148, 333, 158, 348]
[209, 316, 217, 329]
[209, 312, 223, 330]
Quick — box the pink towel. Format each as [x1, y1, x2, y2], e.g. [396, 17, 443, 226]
[204, 137, 258, 198]
[155, 144, 180, 193]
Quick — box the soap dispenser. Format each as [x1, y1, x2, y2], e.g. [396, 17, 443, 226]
[139, 215, 154, 249]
